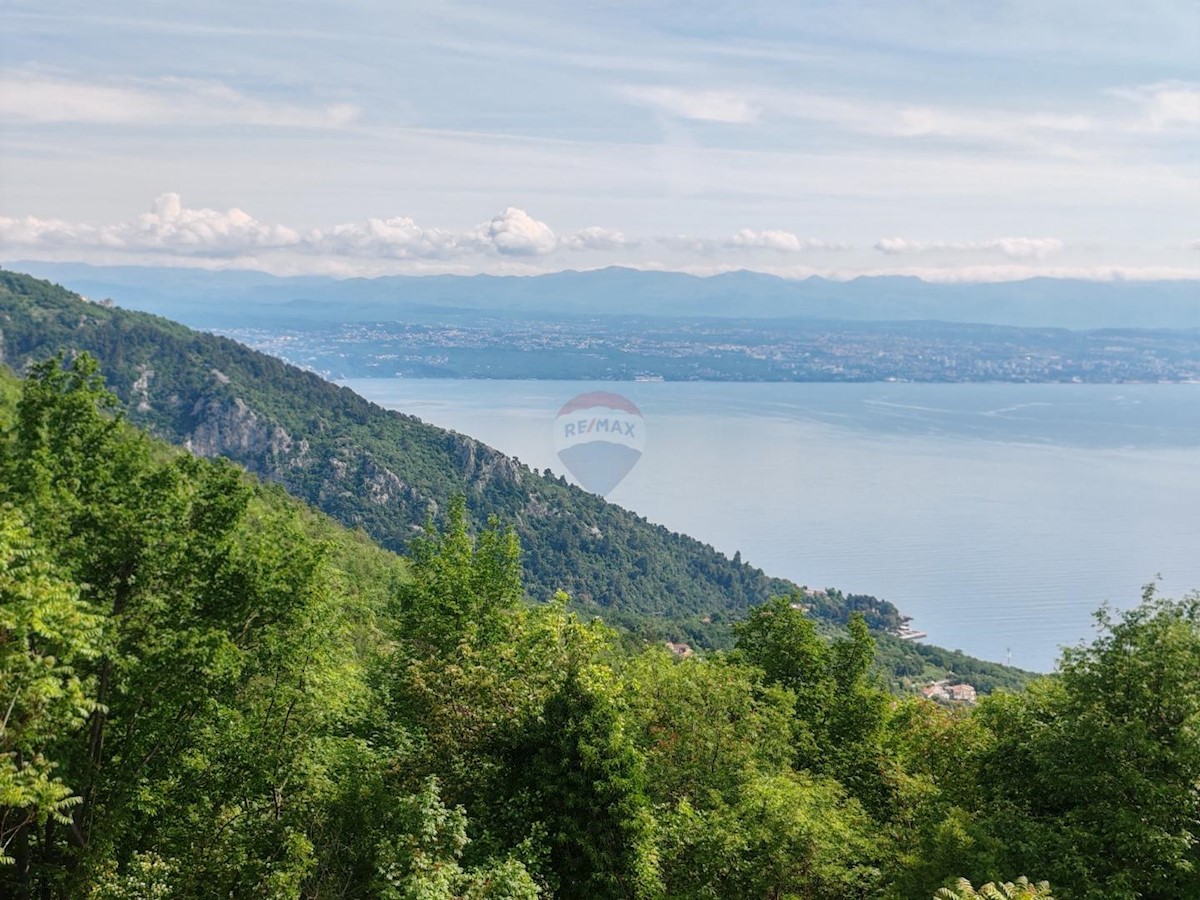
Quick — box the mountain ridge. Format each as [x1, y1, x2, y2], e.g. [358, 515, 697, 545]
[8, 259, 1199, 330]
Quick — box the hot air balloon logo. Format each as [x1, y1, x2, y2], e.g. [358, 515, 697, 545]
[553, 391, 645, 496]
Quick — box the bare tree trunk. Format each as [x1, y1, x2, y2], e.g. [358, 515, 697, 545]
[39, 818, 55, 900]
[14, 808, 31, 900]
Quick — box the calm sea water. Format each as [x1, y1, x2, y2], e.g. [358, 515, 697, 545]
[341, 379, 1200, 672]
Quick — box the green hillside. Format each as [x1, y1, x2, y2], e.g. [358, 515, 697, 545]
[0, 268, 1030, 691]
[0, 269, 849, 628]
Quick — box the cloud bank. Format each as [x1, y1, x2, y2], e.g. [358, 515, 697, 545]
[0, 195, 595, 260]
[874, 237, 1065, 259]
[2, 195, 1193, 282]
[0, 194, 847, 263]
[729, 230, 847, 252]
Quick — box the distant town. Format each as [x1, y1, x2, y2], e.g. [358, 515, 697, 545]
[222, 314, 1200, 384]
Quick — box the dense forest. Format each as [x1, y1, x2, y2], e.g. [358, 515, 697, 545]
[0, 269, 1028, 692]
[1, 354, 1198, 899]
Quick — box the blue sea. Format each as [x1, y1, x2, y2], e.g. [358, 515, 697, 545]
[341, 379, 1200, 672]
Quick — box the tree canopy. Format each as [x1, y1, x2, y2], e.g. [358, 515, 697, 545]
[0, 355, 1194, 899]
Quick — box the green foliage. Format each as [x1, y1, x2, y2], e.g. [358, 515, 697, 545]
[659, 772, 879, 899]
[400, 496, 523, 657]
[384, 496, 612, 823]
[0, 339, 1193, 900]
[507, 672, 660, 900]
[733, 595, 834, 754]
[936, 877, 1055, 899]
[0, 356, 403, 896]
[967, 588, 1200, 900]
[85, 852, 175, 899]
[0, 506, 100, 864]
[734, 598, 895, 813]
[873, 701, 1005, 898]
[376, 777, 539, 900]
[623, 651, 795, 807]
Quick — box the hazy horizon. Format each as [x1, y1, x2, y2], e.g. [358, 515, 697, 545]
[13, 256, 1200, 285]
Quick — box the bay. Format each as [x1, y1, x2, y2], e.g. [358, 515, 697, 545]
[341, 379, 1200, 672]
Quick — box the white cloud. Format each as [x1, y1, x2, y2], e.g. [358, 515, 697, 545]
[622, 86, 759, 123]
[476, 207, 558, 256]
[728, 229, 847, 252]
[560, 226, 631, 251]
[126, 193, 303, 252]
[6, 195, 1194, 283]
[0, 214, 98, 247]
[0, 195, 579, 261]
[314, 208, 570, 258]
[659, 230, 848, 255]
[304, 209, 623, 259]
[843, 81, 1199, 148]
[0, 73, 359, 128]
[0, 193, 301, 256]
[625, 84, 1089, 147]
[874, 236, 1065, 259]
[856, 264, 1200, 284]
[317, 217, 464, 259]
[0, 195, 849, 272]
[1111, 82, 1200, 131]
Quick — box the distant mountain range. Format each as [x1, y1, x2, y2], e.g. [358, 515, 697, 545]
[8, 260, 1200, 330]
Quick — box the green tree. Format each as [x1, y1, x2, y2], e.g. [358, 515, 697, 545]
[972, 589, 1200, 899]
[622, 650, 794, 808]
[0, 507, 101, 886]
[877, 698, 1005, 899]
[659, 771, 879, 899]
[387, 499, 564, 805]
[733, 595, 833, 762]
[508, 672, 660, 900]
[375, 776, 539, 900]
[0, 356, 369, 896]
[381, 500, 616, 889]
[824, 613, 891, 814]
[399, 496, 523, 658]
[735, 599, 895, 814]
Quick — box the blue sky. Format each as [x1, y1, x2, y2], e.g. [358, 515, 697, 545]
[1, 0, 1197, 279]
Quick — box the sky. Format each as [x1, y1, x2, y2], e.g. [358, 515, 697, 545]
[1, 0, 1198, 281]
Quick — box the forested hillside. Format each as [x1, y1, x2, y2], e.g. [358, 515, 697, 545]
[0, 269, 799, 632]
[0, 267, 1041, 691]
[0, 268, 1028, 694]
[1, 354, 1197, 899]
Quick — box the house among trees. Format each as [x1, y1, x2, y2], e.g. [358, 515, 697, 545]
[922, 680, 978, 704]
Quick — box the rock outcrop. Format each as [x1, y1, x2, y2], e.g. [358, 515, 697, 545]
[185, 395, 295, 462]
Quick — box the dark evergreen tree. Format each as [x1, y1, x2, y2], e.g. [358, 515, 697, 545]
[511, 673, 660, 899]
